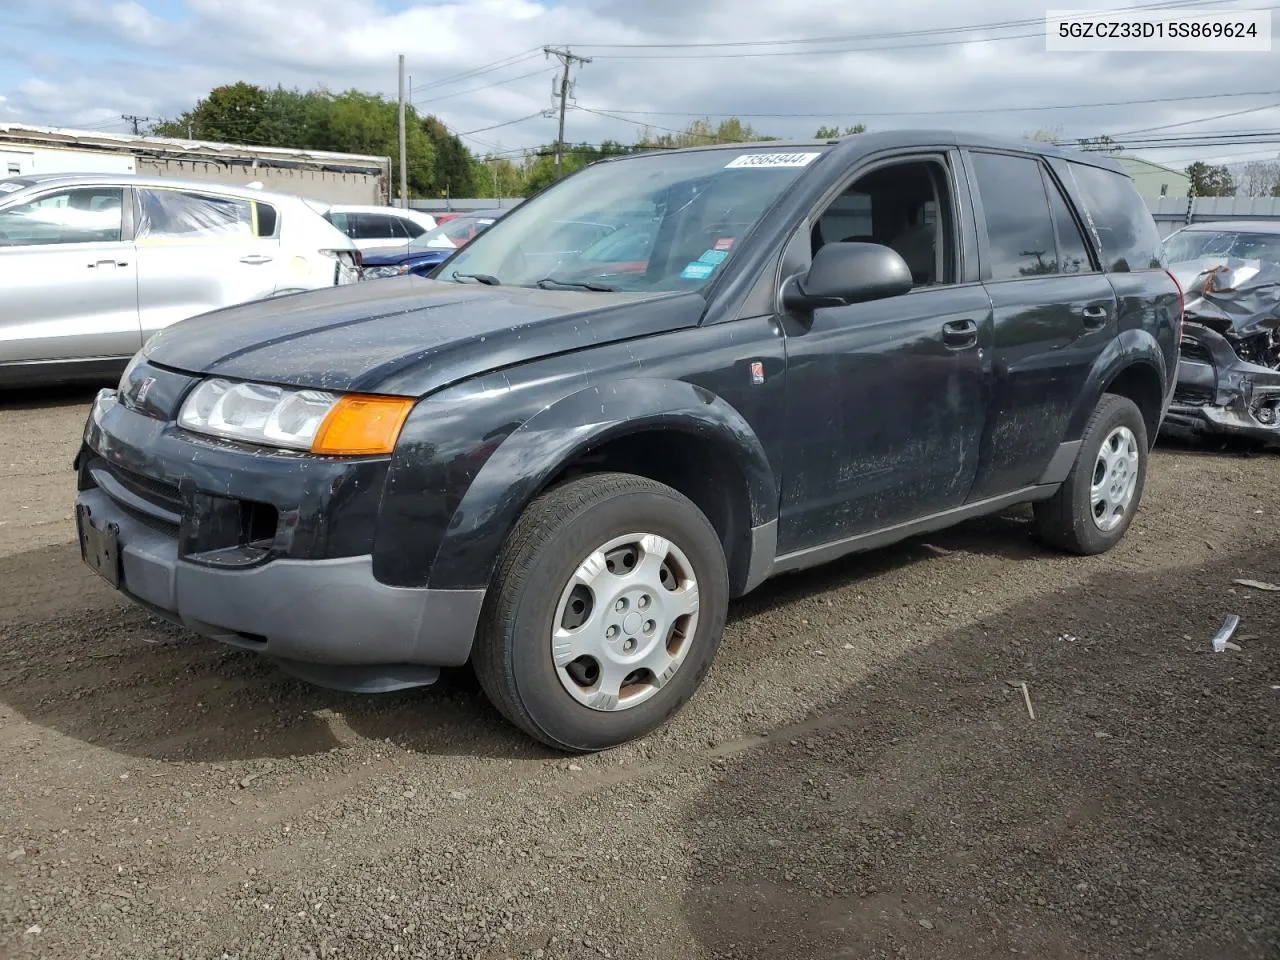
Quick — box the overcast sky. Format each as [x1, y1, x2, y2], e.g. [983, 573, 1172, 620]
[1, 0, 1278, 170]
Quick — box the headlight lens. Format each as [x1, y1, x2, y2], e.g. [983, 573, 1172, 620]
[179, 379, 337, 450]
[177, 378, 414, 455]
[362, 264, 408, 279]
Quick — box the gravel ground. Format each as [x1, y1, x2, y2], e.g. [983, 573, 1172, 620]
[1, 386, 1277, 960]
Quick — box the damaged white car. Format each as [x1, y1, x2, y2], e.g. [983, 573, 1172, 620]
[1161, 220, 1280, 444]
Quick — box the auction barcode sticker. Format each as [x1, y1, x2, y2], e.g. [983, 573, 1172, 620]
[1045, 8, 1272, 51]
[725, 152, 821, 169]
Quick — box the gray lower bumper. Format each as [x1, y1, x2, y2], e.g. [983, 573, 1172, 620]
[76, 488, 485, 691]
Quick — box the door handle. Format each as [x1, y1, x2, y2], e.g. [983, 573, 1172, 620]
[1081, 305, 1109, 328]
[942, 318, 978, 349]
[87, 259, 121, 269]
[240, 254, 273, 265]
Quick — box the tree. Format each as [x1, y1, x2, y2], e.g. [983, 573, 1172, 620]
[152, 81, 273, 143]
[1238, 159, 1280, 197]
[815, 124, 867, 138]
[1023, 126, 1063, 143]
[1186, 161, 1237, 197]
[420, 114, 476, 197]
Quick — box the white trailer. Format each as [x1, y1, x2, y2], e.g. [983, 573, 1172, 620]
[1, 144, 137, 177]
[0, 124, 390, 205]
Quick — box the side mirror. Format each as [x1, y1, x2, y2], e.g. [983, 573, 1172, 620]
[782, 241, 914, 311]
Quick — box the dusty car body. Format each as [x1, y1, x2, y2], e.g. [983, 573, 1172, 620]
[1162, 221, 1280, 443]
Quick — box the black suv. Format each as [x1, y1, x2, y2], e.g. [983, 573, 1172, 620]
[74, 131, 1182, 752]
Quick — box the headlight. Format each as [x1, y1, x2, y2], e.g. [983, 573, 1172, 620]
[177, 378, 414, 455]
[362, 264, 408, 279]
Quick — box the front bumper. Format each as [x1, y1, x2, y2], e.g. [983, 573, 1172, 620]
[1162, 323, 1280, 444]
[75, 384, 484, 691]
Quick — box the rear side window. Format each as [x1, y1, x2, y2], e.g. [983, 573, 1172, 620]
[255, 202, 278, 237]
[401, 218, 426, 238]
[970, 151, 1059, 281]
[350, 213, 404, 239]
[137, 190, 252, 239]
[1065, 162, 1162, 272]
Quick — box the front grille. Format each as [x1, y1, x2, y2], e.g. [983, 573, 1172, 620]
[87, 456, 183, 525]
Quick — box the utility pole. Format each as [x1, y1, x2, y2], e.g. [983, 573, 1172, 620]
[397, 54, 409, 209]
[121, 115, 151, 136]
[542, 46, 591, 180]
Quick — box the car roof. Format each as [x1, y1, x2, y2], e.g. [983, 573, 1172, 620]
[0, 172, 308, 205]
[598, 128, 1128, 176]
[327, 204, 432, 216]
[1175, 220, 1280, 235]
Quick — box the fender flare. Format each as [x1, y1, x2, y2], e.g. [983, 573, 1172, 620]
[425, 377, 779, 593]
[1068, 327, 1170, 442]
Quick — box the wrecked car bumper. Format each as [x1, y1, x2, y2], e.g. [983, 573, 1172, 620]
[73, 388, 484, 692]
[1163, 322, 1280, 442]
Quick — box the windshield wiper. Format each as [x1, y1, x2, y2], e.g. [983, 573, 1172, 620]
[535, 275, 617, 292]
[451, 270, 501, 285]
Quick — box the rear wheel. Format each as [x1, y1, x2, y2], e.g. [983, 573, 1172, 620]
[1033, 393, 1148, 555]
[472, 472, 729, 752]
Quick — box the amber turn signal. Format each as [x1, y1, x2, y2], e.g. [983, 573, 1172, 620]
[310, 395, 415, 456]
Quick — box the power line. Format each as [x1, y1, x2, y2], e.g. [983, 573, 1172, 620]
[576, 88, 1280, 122]
[1104, 100, 1280, 138]
[577, 2, 1274, 59]
[457, 111, 547, 136]
[573, 89, 1280, 121]
[558, 0, 1234, 49]
[414, 67, 556, 106]
[409, 48, 545, 94]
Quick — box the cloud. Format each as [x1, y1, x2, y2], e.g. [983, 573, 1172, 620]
[1, 0, 1277, 168]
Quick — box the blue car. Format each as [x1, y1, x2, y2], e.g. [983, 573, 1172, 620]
[360, 210, 506, 279]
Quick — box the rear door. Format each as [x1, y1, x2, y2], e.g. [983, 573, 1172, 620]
[0, 184, 141, 364]
[962, 148, 1117, 501]
[135, 187, 281, 339]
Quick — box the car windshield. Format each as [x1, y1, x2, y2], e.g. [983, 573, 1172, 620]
[409, 216, 494, 250]
[443, 146, 830, 291]
[1162, 229, 1280, 267]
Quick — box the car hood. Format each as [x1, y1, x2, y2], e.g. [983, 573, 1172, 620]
[360, 243, 421, 265]
[142, 276, 706, 396]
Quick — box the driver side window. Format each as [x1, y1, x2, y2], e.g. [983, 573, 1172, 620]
[811, 158, 957, 288]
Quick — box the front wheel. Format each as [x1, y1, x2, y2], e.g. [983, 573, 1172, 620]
[1033, 393, 1149, 555]
[472, 472, 729, 752]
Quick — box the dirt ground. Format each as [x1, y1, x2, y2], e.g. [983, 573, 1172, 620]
[1, 386, 1277, 960]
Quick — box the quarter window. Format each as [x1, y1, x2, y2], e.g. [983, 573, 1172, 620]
[0, 187, 125, 246]
[1067, 162, 1163, 271]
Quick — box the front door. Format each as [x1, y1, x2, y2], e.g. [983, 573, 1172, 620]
[777, 152, 993, 555]
[0, 184, 141, 364]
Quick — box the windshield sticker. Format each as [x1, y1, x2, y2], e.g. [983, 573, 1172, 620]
[725, 152, 820, 169]
[680, 261, 716, 280]
[697, 249, 728, 265]
[714, 237, 734, 251]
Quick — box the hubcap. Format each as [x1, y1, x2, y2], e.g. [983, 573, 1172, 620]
[1090, 425, 1140, 532]
[551, 532, 700, 712]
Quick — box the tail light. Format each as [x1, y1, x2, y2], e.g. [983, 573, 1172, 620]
[1165, 268, 1184, 348]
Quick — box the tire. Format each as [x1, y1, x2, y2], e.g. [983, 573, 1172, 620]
[1033, 393, 1149, 555]
[471, 472, 730, 753]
